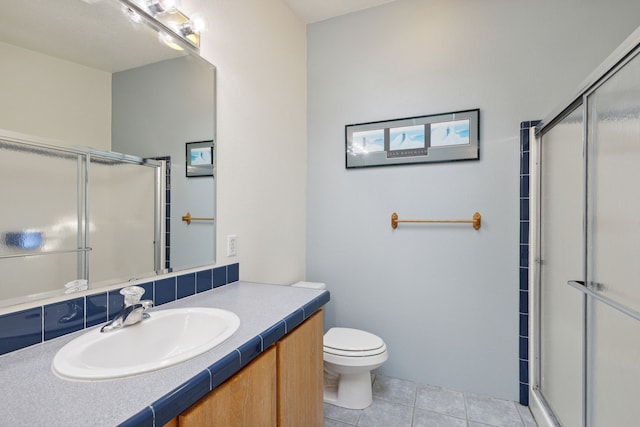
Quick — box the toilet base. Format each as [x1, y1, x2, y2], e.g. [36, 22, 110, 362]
[323, 371, 373, 410]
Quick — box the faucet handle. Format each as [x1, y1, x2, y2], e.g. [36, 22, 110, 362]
[120, 286, 146, 306]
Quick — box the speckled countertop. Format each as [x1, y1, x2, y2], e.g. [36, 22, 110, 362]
[0, 281, 329, 427]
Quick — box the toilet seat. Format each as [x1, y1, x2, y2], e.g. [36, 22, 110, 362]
[324, 327, 387, 357]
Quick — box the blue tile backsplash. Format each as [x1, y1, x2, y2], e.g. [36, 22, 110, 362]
[519, 121, 538, 406]
[0, 263, 240, 356]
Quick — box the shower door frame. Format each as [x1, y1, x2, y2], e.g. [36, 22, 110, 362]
[0, 130, 165, 299]
[529, 28, 640, 427]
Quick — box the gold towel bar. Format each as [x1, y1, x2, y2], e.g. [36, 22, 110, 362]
[182, 212, 215, 225]
[391, 212, 481, 230]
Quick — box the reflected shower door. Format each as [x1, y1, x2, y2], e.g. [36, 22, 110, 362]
[538, 106, 585, 427]
[0, 140, 82, 302]
[586, 49, 640, 426]
[88, 157, 159, 284]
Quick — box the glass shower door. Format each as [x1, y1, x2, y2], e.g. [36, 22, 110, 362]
[585, 48, 640, 426]
[538, 106, 585, 427]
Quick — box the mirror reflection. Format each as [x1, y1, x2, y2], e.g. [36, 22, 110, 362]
[0, 0, 216, 307]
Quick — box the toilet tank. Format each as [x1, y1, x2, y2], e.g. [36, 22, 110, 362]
[292, 281, 327, 290]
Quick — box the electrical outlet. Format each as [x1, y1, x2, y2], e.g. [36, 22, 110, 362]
[227, 235, 237, 257]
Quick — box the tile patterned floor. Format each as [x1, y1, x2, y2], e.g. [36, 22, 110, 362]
[324, 375, 538, 427]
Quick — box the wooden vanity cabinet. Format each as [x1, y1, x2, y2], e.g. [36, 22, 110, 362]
[276, 310, 323, 427]
[170, 309, 324, 427]
[179, 347, 277, 426]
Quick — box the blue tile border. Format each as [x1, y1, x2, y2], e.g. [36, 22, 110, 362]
[118, 406, 154, 427]
[0, 263, 242, 356]
[44, 298, 85, 341]
[210, 351, 242, 389]
[0, 307, 42, 355]
[152, 370, 211, 427]
[519, 120, 538, 406]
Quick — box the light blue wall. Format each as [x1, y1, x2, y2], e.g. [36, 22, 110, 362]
[306, 0, 640, 400]
[112, 56, 215, 270]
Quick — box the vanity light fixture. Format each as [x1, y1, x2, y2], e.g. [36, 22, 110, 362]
[120, 0, 206, 50]
[146, 0, 180, 16]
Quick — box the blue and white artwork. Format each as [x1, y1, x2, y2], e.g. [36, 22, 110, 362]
[351, 129, 385, 154]
[430, 119, 470, 147]
[389, 125, 425, 150]
[191, 147, 212, 165]
[345, 109, 479, 168]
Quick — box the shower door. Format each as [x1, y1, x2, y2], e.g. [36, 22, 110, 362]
[535, 42, 640, 426]
[583, 47, 640, 426]
[537, 105, 585, 427]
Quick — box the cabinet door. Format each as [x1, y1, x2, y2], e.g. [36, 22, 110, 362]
[276, 309, 324, 427]
[179, 346, 277, 427]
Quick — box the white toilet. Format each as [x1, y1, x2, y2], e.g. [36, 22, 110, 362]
[293, 282, 388, 410]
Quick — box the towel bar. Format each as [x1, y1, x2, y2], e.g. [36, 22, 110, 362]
[391, 212, 481, 230]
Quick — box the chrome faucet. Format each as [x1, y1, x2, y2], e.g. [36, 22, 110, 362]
[100, 286, 153, 333]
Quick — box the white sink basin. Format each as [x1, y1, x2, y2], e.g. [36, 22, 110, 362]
[52, 307, 240, 380]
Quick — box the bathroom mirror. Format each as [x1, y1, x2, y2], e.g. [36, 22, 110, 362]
[0, 0, 215, 307]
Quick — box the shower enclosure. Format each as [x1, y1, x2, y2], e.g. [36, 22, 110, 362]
[530, 30, 640, 426]
[0, 134, 165, 305]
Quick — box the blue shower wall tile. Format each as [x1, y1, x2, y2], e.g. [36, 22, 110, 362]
[177, 273, 196, 299]
[519, 314, 528, 338]
[520, 128, 530, 151]
[44, 298, 84, 341]
[519, 336, 529, 361]
[520, 175, 530, 199]
[196, 269, 213, 293]
[0, 307, 42, 355]
[519, 267, 529, 291]
[86, 293, 107, 328]
[519, 290, 529, 314]
[520, 359, 529, 384]
[155, 277, 177, 305]
[519, 121, 537, 406]
[519, 221, 529, 245]
[520, 151, 530, 175]
[520, 199, 530, 221]
[519, 383, 529, 406]
[213, 266, 226, 288]
[519, 244, 529, 268]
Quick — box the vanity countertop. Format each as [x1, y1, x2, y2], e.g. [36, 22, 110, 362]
[0, 281, 329, 427]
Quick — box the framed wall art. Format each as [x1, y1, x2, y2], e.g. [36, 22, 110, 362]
[345, 109, 479, 168]
[186, 140, 214, 177]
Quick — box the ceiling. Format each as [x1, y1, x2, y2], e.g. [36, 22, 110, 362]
[284, 0, 398, 24]
[0, 0, 187, 72]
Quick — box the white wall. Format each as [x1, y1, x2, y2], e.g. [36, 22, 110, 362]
[0, 41, 111, 149]
[306, 0, 640, 400]
[186, 0, 307, 283]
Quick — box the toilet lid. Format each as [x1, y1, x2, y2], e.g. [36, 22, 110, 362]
[324, 327, 386, 355]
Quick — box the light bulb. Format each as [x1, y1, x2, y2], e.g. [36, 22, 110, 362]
[189, 13, 207, 33]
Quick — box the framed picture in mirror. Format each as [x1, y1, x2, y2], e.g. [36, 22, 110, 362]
[186, 140, 214, 177]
